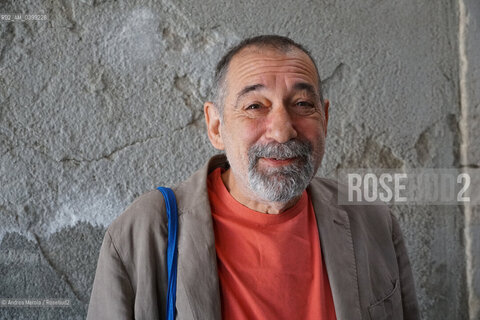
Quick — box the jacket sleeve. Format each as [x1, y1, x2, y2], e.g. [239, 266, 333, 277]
[391, 214, 421, 320]
[87, 229, 135, 320]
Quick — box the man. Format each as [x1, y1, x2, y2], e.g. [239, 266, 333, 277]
[87, 35, 420, 319]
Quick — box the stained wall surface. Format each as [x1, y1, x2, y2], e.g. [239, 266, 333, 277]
[462, 1, 480, 319]
[0, 0, 477, 319]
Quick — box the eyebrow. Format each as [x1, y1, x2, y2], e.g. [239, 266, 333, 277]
[233, 82, 320, 107]
[235, 84, 265, 107]
[293, 82, 319, 100]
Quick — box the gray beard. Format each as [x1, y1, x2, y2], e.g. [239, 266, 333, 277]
[247, 140, 315, 203]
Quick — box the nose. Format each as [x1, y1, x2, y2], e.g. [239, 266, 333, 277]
[265, 104, 297, 143]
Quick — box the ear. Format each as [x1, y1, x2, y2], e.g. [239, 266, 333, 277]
[323, 99, 329, 135]
[204, 101, 225, 150]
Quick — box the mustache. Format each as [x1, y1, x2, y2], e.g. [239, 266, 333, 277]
[248, 140, 313, 162]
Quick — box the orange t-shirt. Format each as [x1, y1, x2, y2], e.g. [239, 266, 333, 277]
[207, 168, 337, 320]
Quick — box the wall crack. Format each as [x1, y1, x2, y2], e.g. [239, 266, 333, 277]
[33, 233, 85, 304]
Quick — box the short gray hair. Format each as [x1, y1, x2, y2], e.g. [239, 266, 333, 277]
[212, 35, 324, 116]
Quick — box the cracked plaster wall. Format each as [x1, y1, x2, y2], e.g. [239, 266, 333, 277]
[0, 0, 476, 319]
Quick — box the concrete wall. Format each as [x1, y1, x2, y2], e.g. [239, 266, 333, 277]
[0, 0, 477, 319]
[460, 1, 480, 319]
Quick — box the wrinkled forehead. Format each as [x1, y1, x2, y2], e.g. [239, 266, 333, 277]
[225, 46, 319, 93]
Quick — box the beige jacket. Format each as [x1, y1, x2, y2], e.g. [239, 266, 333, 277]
[87, 154, 420, 320]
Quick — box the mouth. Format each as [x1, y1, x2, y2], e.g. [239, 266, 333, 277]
[259, 157, 298, 166]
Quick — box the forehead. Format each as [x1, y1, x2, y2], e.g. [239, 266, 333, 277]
[225, 46, 319, 93]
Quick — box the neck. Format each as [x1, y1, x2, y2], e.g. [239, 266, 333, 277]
[221, 169, 302, 214]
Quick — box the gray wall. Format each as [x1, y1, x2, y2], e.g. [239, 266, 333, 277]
[0, 0, 478, 319]
[461, 0, 480, 319]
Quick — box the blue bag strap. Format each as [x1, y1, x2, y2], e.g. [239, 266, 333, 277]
[157, 187, 178, 320]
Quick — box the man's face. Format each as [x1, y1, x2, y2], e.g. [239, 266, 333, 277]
[208, 46, 328, 204]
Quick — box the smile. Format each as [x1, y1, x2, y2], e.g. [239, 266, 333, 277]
[260, 157, 298, 166]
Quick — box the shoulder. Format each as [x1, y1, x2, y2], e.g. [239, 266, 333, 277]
[309, 176, 394, 235]
[107, 190, 168, 246]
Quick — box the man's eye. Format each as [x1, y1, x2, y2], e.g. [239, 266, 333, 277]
[293, 101, 317, 115]
[296, 101, 314, 108]
[246, 103, 262, 110]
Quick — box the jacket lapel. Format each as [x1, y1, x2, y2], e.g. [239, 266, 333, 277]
[309, 181, 362, 320]
[173, 156, 225, 320]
